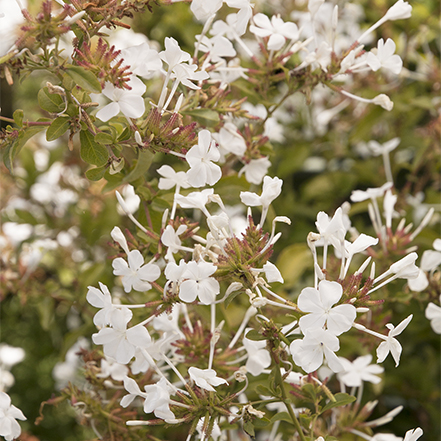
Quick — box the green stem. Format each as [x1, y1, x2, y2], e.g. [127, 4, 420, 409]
[0, 116, 51, 126]
[275, 365, 307, 441]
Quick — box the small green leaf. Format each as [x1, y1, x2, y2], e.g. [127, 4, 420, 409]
[46, 117, 70, 141]
[183, 108, 220, 127]
[320, 393, 356, 414]
[13, 109, 24, 127]
[245, 329, 265, 341]
[255, 385, 273, 396]
[85, 165, 107, 181]
[65, 66, 102, 93]
[243, 421, 255, 437]
[38, 87, 65, 113]
[270, 412, 293, 424]
[95, 132, 114, 145]
[118, 126, 131, 141]
[79, 130, 109, 167]
[122, 150, 153, 184]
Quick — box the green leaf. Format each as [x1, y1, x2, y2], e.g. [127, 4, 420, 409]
[95, 132, 114, 145]
[2, 124, 47, 172]
[85, 165, 107, 181]
[79, 130, 109, 167]
[270, 412, 293, 424]
[255, 385, 273, 396]
[320, 393, 356, 414]
[183, 108, 220, 127]
[38, 87, 65, 113]
[122, 150, 153, 184]
[13, 109, 24, 127]
[245, 329, 265, 341]
[65, 66, 102, 93]
[46, 117, 70, 141]
[243, 421, 255, 437]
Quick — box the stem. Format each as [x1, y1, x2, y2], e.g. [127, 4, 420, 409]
[274, 365, 307, 441]
[0, 116, 51, 126]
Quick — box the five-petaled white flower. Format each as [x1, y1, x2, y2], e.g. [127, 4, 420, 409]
[290, 328, 343, 373]
[188, 367, 228, 392]
[250, 13, 299, 51]
[95, 76, 146, 122]
[179, 260, 220, 305]
[297, 280, 357, 336]
[367, 38, 403, 75]
[337, 354, 384, 387]
[243, 329, 272, 376]
[112, 250, 161, 293]
[186, 130, 222, 188]
[0, 392, 26, 441]
[86, 282, 117, 327]
[92, 308, 152, 364]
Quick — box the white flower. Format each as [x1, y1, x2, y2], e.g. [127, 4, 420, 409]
[0, 345, 25, 370]
[96, 357, 129, 382]
[95, 76, 146, 122]
[171, 62, 209, 90]
[190, 0, 223, 21]
[213, 123, 246, 158]
[143, 377, 175, 420]
[159, 37, 191, 70]
[116, 186, 141, 215]
[262, 261, 284, 283]
[337, 354, 384, 387]
[250, 13, 299, 51]
[372, 94, 394, 111]
[351, 182, 393, 202]
[425, 295, 441, 334]
[384, 0, 412, 21]
[0, 392, 26, 441]
[175, 188, 214, 216]
[297, 280, 356, 336]
[240, 176, 283, 224]
[367, 38, 403, 75]
[290, 328, 343, 373]
[197, 34, 236, 63]
[92, 308, 152, 364]
[186, 130, 222, 188]
[112, 250, 161, 293]
[161, 224, 188, 260]
[238, 157, 271, 185]
[188, 367, 228, 392]
[243, 330, 271, 376]
[368, 138, 400, 156]
[157, 165, 190, 190]
[111, 226, 130, 255]
[86, 282, 117, 327]
[376, 315, 413, 366]
[403, 428, 423, 441]
[179, 260, 220, 305]
[120, 43, 162, 79]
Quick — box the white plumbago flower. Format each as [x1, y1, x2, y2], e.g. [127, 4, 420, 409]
[297, 280, 357, 336]
[92, 308, 152, 364]
[111, 226, 130, 254]
[238, 157, 271, 185]
[425, 295, 441, 334]
[157, 165, 190, 190]
[315, 207, 346, 249]
[95, 76, 146, 122]
[143, 377, 175, 420]
[186, 130, 222, 188]
[197, 34, 236, 64]
[384, 0, 412, 21]
[290, 328, 343, 373]
[262, 261, 284, 283]
[179, 260, 220, 305]
[376, 314, 413, 366]
[0, 392, 26, 441]
[120, 43, 162, 79]
[367, 38, 403, 75]
[190, 0, 223, 21]
[350, 182, 393, 202]
[372, 93, 394, 111]
[86, 282, 117, 327]
[161, 225, 188, 260]
[388, 252, 419, 279]
[249, 13, 299, 51]
[308, 0, 324, 17]
[188, 367, 228, 392]
[0, 345, 25, 370]
[120, 376, 143, 408]
[346, 234, 378, 259]
[96, 357, 129, 382]
[159, 37, 191, 70]
[368, 137, 401, 156]
[240, 176, 283, 224]
[175, 188, 214, 216]
[224, 0, 253, 35]
[243, 330, 271, 376]
[171, 63, 209, 90]
[337, 354, 384, 387]
[403, 428, 423, 441]
[212, 123, 246, 158]
[112, 250, 161, 293]
[165, 259, 190, 284]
